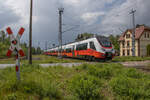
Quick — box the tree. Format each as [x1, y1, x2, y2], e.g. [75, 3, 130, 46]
[108, 35, 120, 51]
[75, 33, 94, 41]
[147, 44, 150, 56]
[37, 47, 42, 54]
[0, 31, 6, 43]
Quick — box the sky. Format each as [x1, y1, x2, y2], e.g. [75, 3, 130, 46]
[0, 0, 150, 49]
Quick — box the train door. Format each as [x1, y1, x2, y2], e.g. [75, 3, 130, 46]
[89, 41, 96, 55]
[72, 45, 75, 57]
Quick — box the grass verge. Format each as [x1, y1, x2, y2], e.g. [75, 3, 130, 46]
[0, 63, 150, 100]
[0, 55, 85, 64]
[112, 56, 150, 62]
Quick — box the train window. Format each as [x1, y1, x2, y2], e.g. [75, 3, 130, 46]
[76, 43, 88, 50]
[66, 48, 72, 53]
[96, 36, 112, 47]
[90, 42, 96, 50]
[76, 45, 79, 50]
[72, 45, 75, 50]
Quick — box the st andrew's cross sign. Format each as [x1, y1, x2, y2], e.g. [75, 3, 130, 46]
[6, 27, 25, 80]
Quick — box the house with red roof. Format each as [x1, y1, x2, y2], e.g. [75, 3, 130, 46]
[118, 25, 150, 56]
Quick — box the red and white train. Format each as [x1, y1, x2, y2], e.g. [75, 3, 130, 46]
[44, 36, 115, 61]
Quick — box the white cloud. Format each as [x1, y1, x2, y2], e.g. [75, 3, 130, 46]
[0, 0, 150, 48]
[81, 12, 105, 24]
[64, 0, 80, 5]
[3, 0, 31, 27]
[63, 0, 87, 7]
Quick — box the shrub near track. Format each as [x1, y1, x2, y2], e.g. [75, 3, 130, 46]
[77, 63, 150, 100]
[69, 74, 103, 100]
[0, 64, 62, 100]
[88, 65, 113, 79]
[110, 76, 150, 100]
[109, 67, 150, 100]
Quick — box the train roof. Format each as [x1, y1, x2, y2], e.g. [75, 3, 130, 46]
[46, 35, 109, 51]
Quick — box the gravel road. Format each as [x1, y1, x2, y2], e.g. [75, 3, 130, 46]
[0, 63, 89, 69]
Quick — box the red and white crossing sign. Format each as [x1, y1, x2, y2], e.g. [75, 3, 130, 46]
[6, 27, 25, 81]
[6, 27, 25, 57]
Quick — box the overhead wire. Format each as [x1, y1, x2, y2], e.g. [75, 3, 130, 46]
[78, 0, 138, 34]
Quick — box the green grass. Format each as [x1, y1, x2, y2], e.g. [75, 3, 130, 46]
[0, 63, 150, 100]
[2, 55, 150, 64]
[0, 55, 85, 64]
[112, 56, 150, 62]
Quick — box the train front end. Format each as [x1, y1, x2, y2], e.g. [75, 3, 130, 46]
[96, 36, 115, 60]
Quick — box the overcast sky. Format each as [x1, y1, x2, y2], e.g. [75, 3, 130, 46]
[0, 0, 150, 49]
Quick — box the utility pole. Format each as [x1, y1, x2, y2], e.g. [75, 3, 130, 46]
[38, 41, 40, 47]
[45, 41, 48, 50]
[129, 9, 136, 56]
[29, 0, 33, 64]
[58, 8, 64, 58]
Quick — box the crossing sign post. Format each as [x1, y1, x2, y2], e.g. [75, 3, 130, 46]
[6, 27, 25, 81]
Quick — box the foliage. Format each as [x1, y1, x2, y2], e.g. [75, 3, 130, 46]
[0, 55, 85, 64]
[110, 76, 150, 100]
[0, 64, 62, 100]
[0, 63, 150, 100]
[124, 68, 144, 79]
[112, 56, 150, 62]
[108, 34, 120, 51]
[147, 44, 150, 56]
[69, 74, 103, 100]
[0, 39, 10, 58]
[88, 65, 113, 79]
[75, 33, 94, 41]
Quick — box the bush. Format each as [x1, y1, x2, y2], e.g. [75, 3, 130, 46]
[3, 79, 62, 100]
[69, 74, 103, 100]
[147, 44, 150, 56]
[80, 63, 89, 70]
[88, 66, 113, 79]
[112, 56, 144, 62]
[5, 93, 17, 100]
[110, 76, 150, 100]
[75, 63, 90, 71]
[124, 68, 143, 79]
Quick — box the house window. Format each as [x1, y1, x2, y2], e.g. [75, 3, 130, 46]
[127, 41, 130, 47]
[127, 49, 130, 56]
[145, 32, 147, 38]
[122, 41, 125, 48]
[123, 50, 125, 56]
[126, 34, 130, 38]
[148, 33, 150, 38]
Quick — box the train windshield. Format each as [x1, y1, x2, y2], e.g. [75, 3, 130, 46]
[96, 36, 112, 47]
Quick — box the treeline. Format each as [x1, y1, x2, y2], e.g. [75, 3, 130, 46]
[21, 43, 43, 56]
